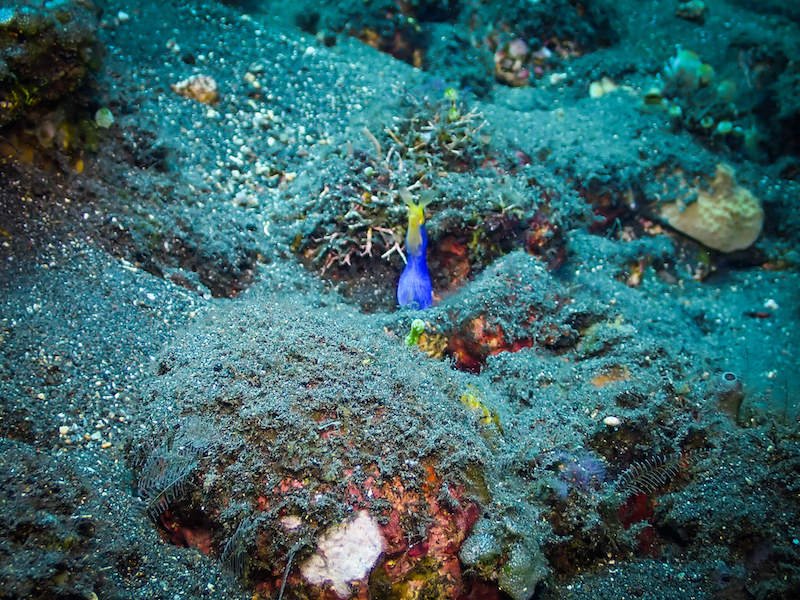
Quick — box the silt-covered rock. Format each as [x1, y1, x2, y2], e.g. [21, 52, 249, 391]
[0, 0, 100, 128]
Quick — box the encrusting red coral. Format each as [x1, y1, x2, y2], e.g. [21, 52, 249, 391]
[248, 462, 484, 598]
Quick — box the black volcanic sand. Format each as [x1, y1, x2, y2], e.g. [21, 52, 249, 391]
[1, 1, 798, 599]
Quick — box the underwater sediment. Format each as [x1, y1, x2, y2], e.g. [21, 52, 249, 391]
[1, 1, 799, 599]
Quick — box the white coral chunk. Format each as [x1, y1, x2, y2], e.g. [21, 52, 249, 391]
[300, 510, 384, 598]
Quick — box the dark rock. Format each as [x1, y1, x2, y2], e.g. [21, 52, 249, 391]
[0, 0, 100, 128]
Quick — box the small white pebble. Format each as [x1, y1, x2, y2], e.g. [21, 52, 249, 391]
[602, 416, 621, 427]
[764, 298, 778, 310]
[117, 11, 130, 23]
[280, 515, 303, 531]
[253, 113, 271, 129]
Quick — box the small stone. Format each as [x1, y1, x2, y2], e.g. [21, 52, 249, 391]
[589, 77, 618, 98]
[602, 416, 621, 427]
[59, 425, 70, 436]
[95, 107, 114, 128]
[171, 74, 219, 105]
[676, 0, 707, 24]
[280, 515, 303, 531]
